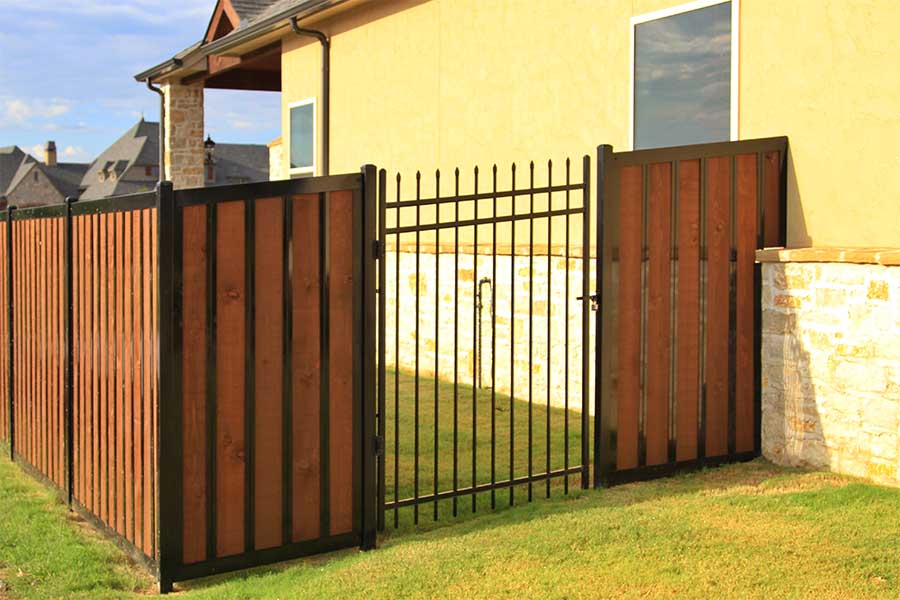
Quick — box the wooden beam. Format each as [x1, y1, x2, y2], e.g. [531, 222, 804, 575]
[203, 70, 281, 92]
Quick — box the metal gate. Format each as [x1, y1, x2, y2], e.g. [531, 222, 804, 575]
[376, 158, 593, 528]
[594, 137, 788, 486]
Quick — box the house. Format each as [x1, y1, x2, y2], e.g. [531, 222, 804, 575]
[2, 120, 270, 207]
[79, 119, 269, 200]
[137, 1, 900, 486]
[1, 143, 89, 208]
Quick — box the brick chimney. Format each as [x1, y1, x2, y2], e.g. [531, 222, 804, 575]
[44, 141, 57, 167]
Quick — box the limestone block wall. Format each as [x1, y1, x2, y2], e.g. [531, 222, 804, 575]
[163, 83, 205, 189]
[759, 248, 900, 486]
[384, 243, 597, 415]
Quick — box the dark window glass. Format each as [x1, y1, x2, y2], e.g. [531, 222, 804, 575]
[290, 101, 315, 171]
[634, 2, 731, 149]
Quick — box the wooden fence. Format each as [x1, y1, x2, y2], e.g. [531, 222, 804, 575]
[595, 137, 788, 485]
[0, 170, 379, 592]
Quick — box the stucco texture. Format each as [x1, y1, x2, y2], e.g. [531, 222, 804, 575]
[281, 0, 900, 248]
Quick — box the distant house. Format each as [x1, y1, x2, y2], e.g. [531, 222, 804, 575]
[1, 119, 269, 207]
[79, 119, 269, 200]
[1, 143, 88, 208]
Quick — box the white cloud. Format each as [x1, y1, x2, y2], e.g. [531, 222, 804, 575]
[0, 97, 72, 128]
[28, 143, 43, 159]
[62, 145, 90, 161]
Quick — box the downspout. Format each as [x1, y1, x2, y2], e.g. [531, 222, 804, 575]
[146, 79, 166, 182]
[290, 16, 330, 175]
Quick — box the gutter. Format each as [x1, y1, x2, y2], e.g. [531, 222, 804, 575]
[290, 17, 330, 176]
[146, 80, 166, 182]
[134, 0, 350, 83]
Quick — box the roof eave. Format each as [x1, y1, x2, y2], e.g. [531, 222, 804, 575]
[134, 0, 352, 83]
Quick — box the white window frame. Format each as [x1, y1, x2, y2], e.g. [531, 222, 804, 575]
[288, 97, 317, 176]
[628, 0, 740, 150]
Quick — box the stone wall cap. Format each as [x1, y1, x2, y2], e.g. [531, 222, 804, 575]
[756, 247, 900, 266]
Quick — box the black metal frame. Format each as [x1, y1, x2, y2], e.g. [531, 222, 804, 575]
[376, 158, 592, 528]
[594, 137, 788, 488]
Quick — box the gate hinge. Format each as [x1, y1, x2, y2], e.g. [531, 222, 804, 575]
[374, 435, 384, 457]
[372, 239, 384, 260]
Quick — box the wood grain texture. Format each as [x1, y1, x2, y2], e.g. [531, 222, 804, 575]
[292, 194, 321, 543]
[676, 160, 701, 462]
[253, 198, 284, 550]
[763, 151, 782, 248]
[705, 156, 731, 458]
[735, 154, 758, 453]
[181, 204, 208, 564]
[645, 163, 672, 467]
[215, 201, 246, 557]
[617, 166, 642, 471]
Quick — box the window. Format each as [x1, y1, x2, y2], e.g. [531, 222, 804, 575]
[145, 165, 154, 177]
[631, 0, 738, 150]
[289, 98, 316, 176]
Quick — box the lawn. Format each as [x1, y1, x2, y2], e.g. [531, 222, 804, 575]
[2, 452, 900, 599]
[384, 368, 586, 525]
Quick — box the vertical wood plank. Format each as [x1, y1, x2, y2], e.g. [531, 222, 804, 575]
[216, 200, 246, 557]
[617, 166, 642, 471]
[131, 211, 143, 551]
[182, 204, 208, 564]
[92, 215, 101, 514]
[328, 190, 354, 536]
[253, 198, 284, 550]
[124, 215, 134, 541]
[705, 156, 731, 458]
[676, 160, 701, 462]
[292, 194, 320, 542]
[142, 208, 154, 557]
[646, 163, 672, 467]
[735, 154, 758, 453]
[115, 213, 125, 535]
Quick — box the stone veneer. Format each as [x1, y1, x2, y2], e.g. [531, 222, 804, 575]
[384, 242, 596, 415]
[759, 248, 900, 486]
[163, 83, 205, 189]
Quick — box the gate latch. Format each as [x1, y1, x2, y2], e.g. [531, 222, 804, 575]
[577, 294, 600, 311]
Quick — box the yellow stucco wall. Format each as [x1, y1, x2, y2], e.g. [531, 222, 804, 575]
[281, 0, 900, 248]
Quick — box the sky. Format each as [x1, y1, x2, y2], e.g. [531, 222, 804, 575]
[0, 0, 281, 163]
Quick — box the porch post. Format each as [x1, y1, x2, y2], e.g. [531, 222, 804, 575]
[162, 83, 205, 190]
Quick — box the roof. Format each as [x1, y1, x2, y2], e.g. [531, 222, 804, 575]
[79, 119, 160, 200]
[5, 159, 89, 206]
[211, 143, 269, 184]
[135, 0, 350, 82]
[0, 146, 35, 196]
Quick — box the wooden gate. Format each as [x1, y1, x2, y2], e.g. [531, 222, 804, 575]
[157, 170, 378, 590]
[595, 137, 787, 486]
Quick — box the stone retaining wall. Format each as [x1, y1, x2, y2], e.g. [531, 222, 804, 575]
[759, 248, 900, 486]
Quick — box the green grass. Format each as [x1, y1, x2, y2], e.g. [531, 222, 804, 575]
[3, 453, 900, 599]
[384, 368, 585, 525]
[1, 372, 899, 598]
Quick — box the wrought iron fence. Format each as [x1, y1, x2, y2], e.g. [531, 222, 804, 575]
[376, 157, 593, 528]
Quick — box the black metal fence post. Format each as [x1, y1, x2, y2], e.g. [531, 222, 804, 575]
[360, 165, 378, 551]
[6, 205, 14, 460]
[155, 181, 180, 593]
[594, 144, 614, 489]
[64, 196, 77, 506]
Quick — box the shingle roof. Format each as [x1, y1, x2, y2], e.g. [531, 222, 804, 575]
[0, 146, 35, 196]
[5, 159, 89, 206]
[211, 142, 269, 184]
[79, 119, 160, 200]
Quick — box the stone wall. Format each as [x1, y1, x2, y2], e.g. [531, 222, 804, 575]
[384, 243, 596, 415]
[163, 83, 204, 189]
[759, 248, 900, 486]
